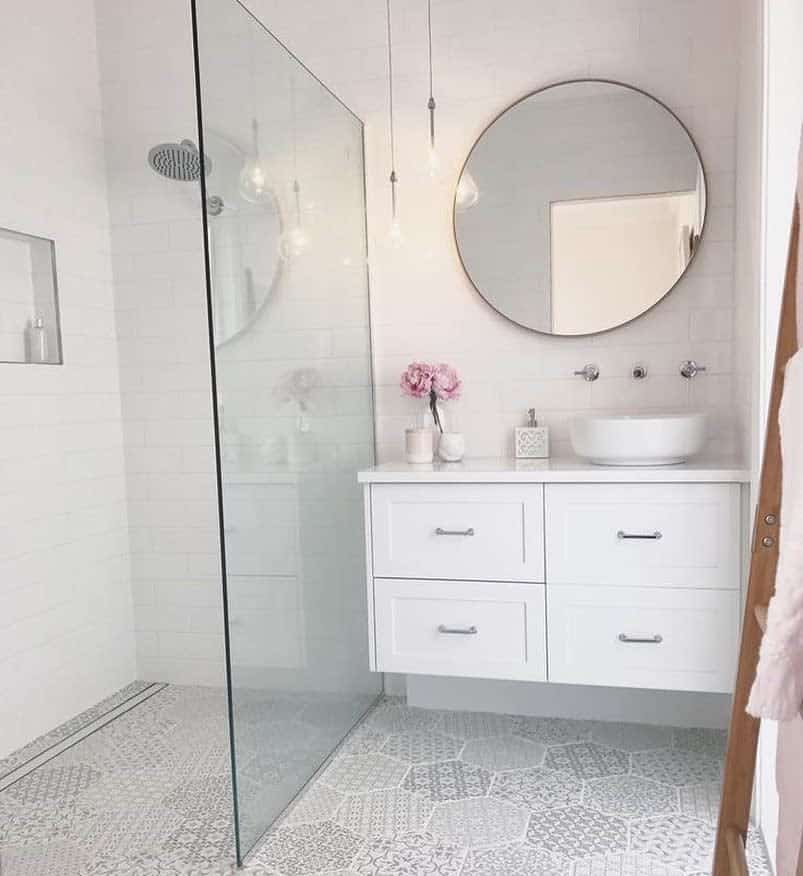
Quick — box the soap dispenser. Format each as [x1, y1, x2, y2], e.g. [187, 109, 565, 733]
[515, 409, 550, 459]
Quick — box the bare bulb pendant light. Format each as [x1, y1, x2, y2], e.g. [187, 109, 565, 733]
[239, 119, 270, 203]
[278, 73, 311, 261]
[386, 0, 402, 245]
[426, 0, 439, 177]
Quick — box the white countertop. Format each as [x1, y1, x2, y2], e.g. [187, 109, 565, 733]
[358, 457, 750, 484]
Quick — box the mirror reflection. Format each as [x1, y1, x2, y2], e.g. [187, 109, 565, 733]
[454, 80, 706, 336]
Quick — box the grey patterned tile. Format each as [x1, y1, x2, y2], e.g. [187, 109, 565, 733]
[0, 840, 91, 876]
[334, 788, 434, 837]
[381, 731, 463, 763]
[490, 767, 583, 811]
[526, 805, 628, 859]
[672, 728, 728, 757]
[584, 776, 678, 819]
[589, 723, 674, 753]
[630, 815, 715, 872]
[438, 711, 516, 739]
[463, 842, 571, 875]
[461, 736, 546, 771]
[513, 717, 592, 746]
[402, 759, 491, 802]
[363, 704, 443, 734]
[351, 832, 465, 875]
[339, 726, 388, 756]
[678, 782, 721, 825]
[746, 826, 773, 876]
[428, 797, 530, 848]
[5, 763, 102, 805]
[631, 749, 722, 787]
[571, 852, 686, 875]
[321, 754, 409, 794]
[545, 743, 630, 780]
[283, 784, 344, 826]
[250, 821, 361, 875]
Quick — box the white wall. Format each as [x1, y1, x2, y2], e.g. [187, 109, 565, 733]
[95, 0, 224, 686]
[246, 0, 743, 462]
[0, 0, 135, 756]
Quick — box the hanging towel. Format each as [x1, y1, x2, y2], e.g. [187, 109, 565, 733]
[747, 132, 803, 722]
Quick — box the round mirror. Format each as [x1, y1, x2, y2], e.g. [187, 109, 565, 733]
[205, 131, 282, 346]
[454, 80, 706, 336]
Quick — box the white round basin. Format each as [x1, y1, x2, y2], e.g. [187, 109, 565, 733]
[569, 412, 707, 466]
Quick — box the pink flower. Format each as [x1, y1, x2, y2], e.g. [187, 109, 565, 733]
[400, 362, 434, 398]
[432, 363, 462, 400]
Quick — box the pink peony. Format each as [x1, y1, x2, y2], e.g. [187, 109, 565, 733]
[432, 363, 462, 400]
[400, 362, 434, 398]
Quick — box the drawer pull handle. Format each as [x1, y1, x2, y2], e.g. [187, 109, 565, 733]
[435, 527, 475, 537]
[617, 530, 662, 540]
[618, 633, 663, 644]
[438, 624, 478, 635]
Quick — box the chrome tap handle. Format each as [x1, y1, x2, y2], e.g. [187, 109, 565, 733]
[680, 360, 707, 379]
[573, 364, 600, 382]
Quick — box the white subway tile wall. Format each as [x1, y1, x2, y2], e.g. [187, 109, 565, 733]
[0, 0, 136, 756]
[245, 0, 745, 462]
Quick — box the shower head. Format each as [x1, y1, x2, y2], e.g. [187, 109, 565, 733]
[147, 139, 211, 181]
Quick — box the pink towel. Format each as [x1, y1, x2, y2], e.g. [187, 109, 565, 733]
[748, 130, 803, 721]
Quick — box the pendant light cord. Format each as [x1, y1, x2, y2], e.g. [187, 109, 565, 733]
[427, 0, 436, 147]
[386, 0, 398, 217]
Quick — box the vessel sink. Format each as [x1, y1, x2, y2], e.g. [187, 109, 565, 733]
[569, 412, 707, 466]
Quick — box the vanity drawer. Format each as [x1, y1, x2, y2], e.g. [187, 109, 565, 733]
[371, 484, 544, 582]
[547, 585, 739, 693]
[545, 483, 740, 588]
[374, 578, 547, 680]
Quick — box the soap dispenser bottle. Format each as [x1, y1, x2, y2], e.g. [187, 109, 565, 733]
[515, 409, 550, 459]
[27, 315, 48, 363]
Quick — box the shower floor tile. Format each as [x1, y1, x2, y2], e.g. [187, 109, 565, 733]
[0, 689, 774, 875]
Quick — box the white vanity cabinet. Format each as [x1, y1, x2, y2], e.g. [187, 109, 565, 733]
[360, 460, 748, 695]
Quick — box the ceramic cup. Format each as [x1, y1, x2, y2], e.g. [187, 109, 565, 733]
[405, 427, 434, 464]
[438, 431, 465, 462]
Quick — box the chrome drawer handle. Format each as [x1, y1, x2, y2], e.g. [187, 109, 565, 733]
[438, 624, 478, 635]
[617, 530, 662, 540]
[435, 527, 475, 537]
[618, 633, 663, 644]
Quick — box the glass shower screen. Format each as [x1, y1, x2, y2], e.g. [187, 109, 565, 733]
[192, 0, 381, 861]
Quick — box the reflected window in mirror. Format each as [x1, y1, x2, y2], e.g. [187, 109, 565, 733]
[454, 80, 706, 336]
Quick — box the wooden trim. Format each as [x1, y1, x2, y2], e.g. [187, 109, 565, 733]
[725, 827, 750, 876]
[713, 200, 799, 874]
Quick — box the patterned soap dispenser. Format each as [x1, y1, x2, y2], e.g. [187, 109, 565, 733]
[515, 409, 550, 459]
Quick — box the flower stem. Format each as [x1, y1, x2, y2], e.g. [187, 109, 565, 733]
[429, 390, 443, 433]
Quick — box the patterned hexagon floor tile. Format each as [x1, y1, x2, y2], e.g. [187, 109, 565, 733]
[428, 797, 530, 848]
[283, 784, 344, 826]
[320, 754, 409, 794]
[584, 776, 678, 819]
[350, 832, 466, 875]
[526, 805, 628, 859]
[672, 728, 728, 757]
[381, 730, 463, 763]
[630, 814, 715, 872]
[438, 711, 516, 739]
[0, 840, 91, 876]
[490, 767, 583, 811]
[249, 821, 362, 875]
[462, 842, 571, 875]
[513, 717, 593, 746]
[5, 763, 102, 806]
[334, 788, 434, 837]
[363, 704, 443, 734]
[402, 759, 491, 802]
[631, 749, 722, 787]
[678, 782, 721, 825]
[589, 722, 674, 753]
[545, 743, 629, 780]
[571, 852, 686, 875]
[746, 826, 773, 876]
[339, 726, 389, 756]
[460, 736, 546, 771]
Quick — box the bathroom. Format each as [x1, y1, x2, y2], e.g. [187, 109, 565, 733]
[1, 0, 802, 873]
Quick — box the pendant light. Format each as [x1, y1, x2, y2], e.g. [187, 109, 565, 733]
[455, 170, 480, 212]
[278, 73, 311, 261]
[386, 0, 402, 245]
[426, 0, 439, 177]
[239, 119, 270, 203]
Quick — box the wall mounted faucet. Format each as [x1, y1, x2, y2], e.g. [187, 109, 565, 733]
[680, 360, 707, 379]
[574, 363, 600, 382]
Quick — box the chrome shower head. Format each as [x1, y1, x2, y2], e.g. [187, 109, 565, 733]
[147, 139, 211, 181]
